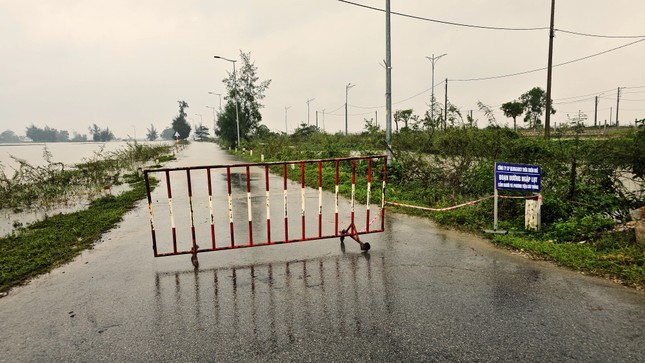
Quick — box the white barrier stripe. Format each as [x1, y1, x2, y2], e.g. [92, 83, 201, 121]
[148, 202, 155, 231]
[266, 190, 271, 221]
[283, 190, 288, 218]
[301, 186, 306, 217]
[247, 191, 252, 222]
[208, 195, 214, 226]
[335, 185, 339, 214]
[228, 193, 234, 223]
[168, 198, 175, 229]
[318, 187, 323, 216]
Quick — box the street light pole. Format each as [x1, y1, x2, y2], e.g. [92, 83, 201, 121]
[306, 98, 315, 125]
[208, 92, 222, 111]
[425, 53, 447, 125]
[205, 106, 216, 137]
[214, 56, 240, 149]
[322, 109, 326, 131]
[345, 83, 355, 135]
[284, 106, 291, 134]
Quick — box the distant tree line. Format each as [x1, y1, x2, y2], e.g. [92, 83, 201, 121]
[0, 124, 119, 143]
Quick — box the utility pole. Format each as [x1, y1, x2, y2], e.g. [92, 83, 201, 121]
[385, 0, 392, 164]
[426, 53, 447, 125]
[345, 83, 355, 135]
[544, 0, 556, 139]
[316, 110, 319, 128]
[594, 96, 598, 127]
[444, 78, 448, 129]
[322, 109, 326, 131]
[284, 106, 291, 134]
[616, 87, 621, 127]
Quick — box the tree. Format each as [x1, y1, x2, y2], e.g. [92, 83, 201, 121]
[0, 130, 21, 143]
[160, 127, 175, 140]
[25, 125, 69, 142]
[194, 124, 210, 141]
[254, 124, 272, 139]
[500, 101, 524, 130]
[146, 124, 158, 141]
[291, 123, 320, 139]
[88, 124, 114, 142]
[216, 51, 271, 147]
[519, 87, 555, 128]
[394, 109, 414, 131]
[172, 101, 191, 139]
[70, 132, 87, 142]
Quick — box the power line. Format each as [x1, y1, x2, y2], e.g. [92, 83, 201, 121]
[340, 0, 645, 41]
[451, 38, 645, 82]
[553, 88, 615, 101]
[337, 0, 548, 31]
[556, 29, 645, 39]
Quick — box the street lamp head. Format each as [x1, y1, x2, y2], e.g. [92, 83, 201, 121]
[214, 55, 236, 63]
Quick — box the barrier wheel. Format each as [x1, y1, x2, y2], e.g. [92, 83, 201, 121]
[340, 229, 346, 243]
[191, 255, 199, 268]
[361, 242, 371, 251]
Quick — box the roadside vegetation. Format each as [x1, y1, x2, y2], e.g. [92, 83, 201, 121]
[0, 143, 174, 293]
[230, 121, 644, 288]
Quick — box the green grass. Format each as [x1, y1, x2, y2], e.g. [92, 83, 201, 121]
[0, 173, 155, 293]
[234, 145, 645, 289]
[492, 233, 645, 288]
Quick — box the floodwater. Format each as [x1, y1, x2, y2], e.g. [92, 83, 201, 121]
[1, 142, 644, 362]
[0, 141, 169, 172]
[0, 141, 172, 236]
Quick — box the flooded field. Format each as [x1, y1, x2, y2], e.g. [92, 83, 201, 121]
[0, 141, 174, 236]
[0, 141, 167, 173]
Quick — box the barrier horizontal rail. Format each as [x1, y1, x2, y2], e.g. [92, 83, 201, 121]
[144, 155, 387, 267]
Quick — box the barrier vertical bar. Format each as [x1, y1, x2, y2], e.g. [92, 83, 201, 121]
[165, 170, 177, 254]
[186, 169, 198, 253]
[207, 168, 215, 250]
[366, 158, 372, 232]
[318, 160, 323, 238]
[265, 165, 271, 244]
[226, 166, 235, 247]
[351, 160, 356, 226]
[300, 161, 306, 239]
[283, 164, 289, 242]
[335, 160, 339, 235]
[144, 171, 158, 256]
[246, 166, 253, 246]
[381, 157, 387, 231]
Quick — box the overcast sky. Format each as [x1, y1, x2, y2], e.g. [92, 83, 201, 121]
[1, 0, 644, 139]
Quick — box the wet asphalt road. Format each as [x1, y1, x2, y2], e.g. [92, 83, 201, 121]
[1, 143, 644, 362]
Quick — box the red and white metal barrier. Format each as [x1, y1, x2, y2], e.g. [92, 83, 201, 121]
[144, 155, 387, 267]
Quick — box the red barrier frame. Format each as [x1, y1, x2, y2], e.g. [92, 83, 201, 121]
[144, 155, 387, 267]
